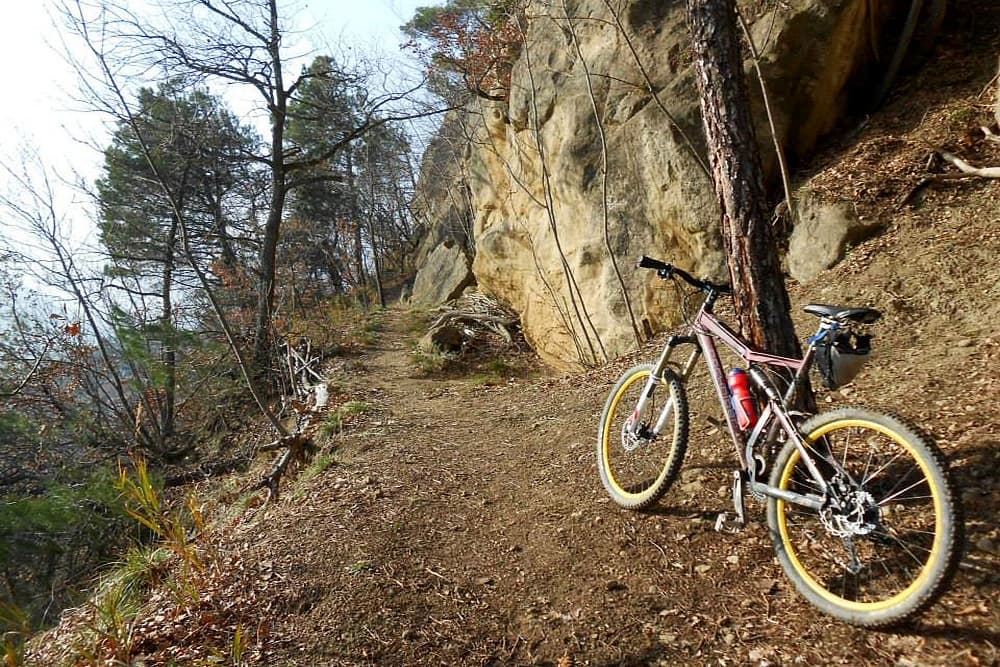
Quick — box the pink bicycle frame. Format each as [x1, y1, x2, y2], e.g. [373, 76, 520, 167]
[645, 307, 815, 472]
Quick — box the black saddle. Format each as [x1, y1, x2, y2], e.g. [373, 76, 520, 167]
[803, 304, 881, 324]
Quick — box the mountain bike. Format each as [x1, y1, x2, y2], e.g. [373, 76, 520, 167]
[596, 256, 962, 627]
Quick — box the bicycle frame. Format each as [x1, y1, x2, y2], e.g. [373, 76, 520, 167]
[633, 301, 833, 511]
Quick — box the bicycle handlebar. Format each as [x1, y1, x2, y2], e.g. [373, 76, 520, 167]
[637, 255, 732, 295]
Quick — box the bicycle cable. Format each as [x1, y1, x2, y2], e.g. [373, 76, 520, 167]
[673, 277, 696, 327]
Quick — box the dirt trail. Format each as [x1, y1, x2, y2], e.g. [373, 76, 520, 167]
[231, 302, 998, 666]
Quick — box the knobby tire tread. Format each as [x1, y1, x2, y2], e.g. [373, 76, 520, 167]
[766, 406, 962, 627]
[596, 365, 689, 511]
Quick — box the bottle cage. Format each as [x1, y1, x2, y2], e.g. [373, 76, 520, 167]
[815, 331, 872, 389]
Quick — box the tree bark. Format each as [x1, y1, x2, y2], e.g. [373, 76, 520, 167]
[686, 0, 801, 361]
[252, 0, 287, 377]
[161, 214, 177, 443]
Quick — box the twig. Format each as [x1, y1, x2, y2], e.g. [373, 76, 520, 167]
[425, 567, 451, 582]
[980, 126, 1000, 144]
[898, 172, 978, 207]
[648, 538, 668, 559]
[937, 149, 1000, 178]
[737, 7, 795, 230]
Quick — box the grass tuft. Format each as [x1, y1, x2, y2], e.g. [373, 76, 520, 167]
[319, 401, 373, 436]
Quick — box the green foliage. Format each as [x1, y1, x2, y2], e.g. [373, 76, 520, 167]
[947, 102, 978, 127]
[230, 623, 247, 665]
[410, 345, 450, 375]
[0, 466, 131, 634]
[97, 82, 259, 280]
[298, 451, 339, 485]
[319, 401, 373, 436]
[470, 357, 519, 386]
[110, 305, 197, 390]
[116, 458, 204, 573]
[0, 410, 30, 444]
[281, 56, 418, 301]
[63, 543, 172, 664]
[285, 300, 386, 356]
[345, 559, 373, 575]
[0, 468, 124, 561]
[0, 605, 27, 666]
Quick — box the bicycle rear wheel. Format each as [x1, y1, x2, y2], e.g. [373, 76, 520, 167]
[597, 365, 688, 510]
[766, 407, 961, 627]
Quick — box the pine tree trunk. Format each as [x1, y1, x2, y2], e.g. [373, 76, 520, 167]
[686, 0, 801, 361]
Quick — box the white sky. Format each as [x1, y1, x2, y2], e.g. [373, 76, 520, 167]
[0, 0, 433, 193]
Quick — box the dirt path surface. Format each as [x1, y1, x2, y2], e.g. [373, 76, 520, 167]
[231, 284, 998, 666]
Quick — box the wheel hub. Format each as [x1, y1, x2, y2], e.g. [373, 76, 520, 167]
[621, 414, 654, 452]
[820, 483, 880, 538]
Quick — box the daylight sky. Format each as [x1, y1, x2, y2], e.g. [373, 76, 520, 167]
[0, 0, 432, 193]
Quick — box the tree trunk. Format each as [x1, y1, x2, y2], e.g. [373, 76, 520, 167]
[252, 0, 287, 378]
[345, 150, 368, 306]
[365, 143, 386, 308]
[161, 215, 178, 443]
[686, 0, 801, 361]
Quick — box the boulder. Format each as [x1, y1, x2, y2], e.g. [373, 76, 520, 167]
[787, 194, 883, 282]
[410, 242, 475, 307]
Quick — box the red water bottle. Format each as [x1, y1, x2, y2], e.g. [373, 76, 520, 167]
[727, 368, 758, 430]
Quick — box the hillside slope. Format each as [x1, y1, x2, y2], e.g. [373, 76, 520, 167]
[235, 290, 998, 666]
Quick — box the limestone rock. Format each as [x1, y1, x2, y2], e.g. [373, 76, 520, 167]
[410, 242, 475, 307]
[412, 111, 475, 268]
[787, 194, 883, 282]
[414, 0, 907, 368]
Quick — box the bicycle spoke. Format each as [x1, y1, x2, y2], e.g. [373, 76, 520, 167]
[770, 411, 955, 617]
[878, 477, 930, 507]
[861, 450, 904, 485]
[599, 366, 689, 509]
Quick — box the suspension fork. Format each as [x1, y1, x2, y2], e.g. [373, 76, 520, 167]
[627, 335, 700, 438]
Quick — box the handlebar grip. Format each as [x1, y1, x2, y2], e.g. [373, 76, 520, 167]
[637, 255, 671, 272]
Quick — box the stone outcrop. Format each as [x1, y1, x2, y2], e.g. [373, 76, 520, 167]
[416, 0, 905, 368]
[410, 242, 475, 307]
[787, 193, 883, 283]
[411, 112, 475, 269]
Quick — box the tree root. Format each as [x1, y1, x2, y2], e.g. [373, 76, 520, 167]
[420, 292, 521, 354]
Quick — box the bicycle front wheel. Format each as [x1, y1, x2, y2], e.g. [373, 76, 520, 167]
[766, 408, 961, 627]
[597, 365, 688, 510]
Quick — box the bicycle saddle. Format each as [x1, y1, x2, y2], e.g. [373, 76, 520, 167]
[803, 304, 881, 324]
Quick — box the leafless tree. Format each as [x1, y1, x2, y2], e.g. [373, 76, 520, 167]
[59, 0, 445, 378]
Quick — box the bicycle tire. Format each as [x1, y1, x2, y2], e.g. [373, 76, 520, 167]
[766, 407, 962, 627]
[597, 365, 689, 510]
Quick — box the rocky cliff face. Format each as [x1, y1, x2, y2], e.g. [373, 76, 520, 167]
[415, 0, 899, 369]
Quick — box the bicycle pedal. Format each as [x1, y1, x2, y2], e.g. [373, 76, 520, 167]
[731, 470, 747, 525]
[714, 512, 744, 534]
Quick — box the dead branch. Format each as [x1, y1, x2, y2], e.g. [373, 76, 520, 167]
[981, 126, 1000, 144]
[937, 150, 1000, 178]
[995, 55, 1000, 127]
[737, 7, 795, 231]
[898, 172, 979, 207]
[254, 414, 319, 500]
[420, 292, 521, 354]
[900, 142, 1000, 207]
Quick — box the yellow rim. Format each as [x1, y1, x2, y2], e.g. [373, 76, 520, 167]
[776, 418, 945, 612]
[600, 369, 672, 501]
